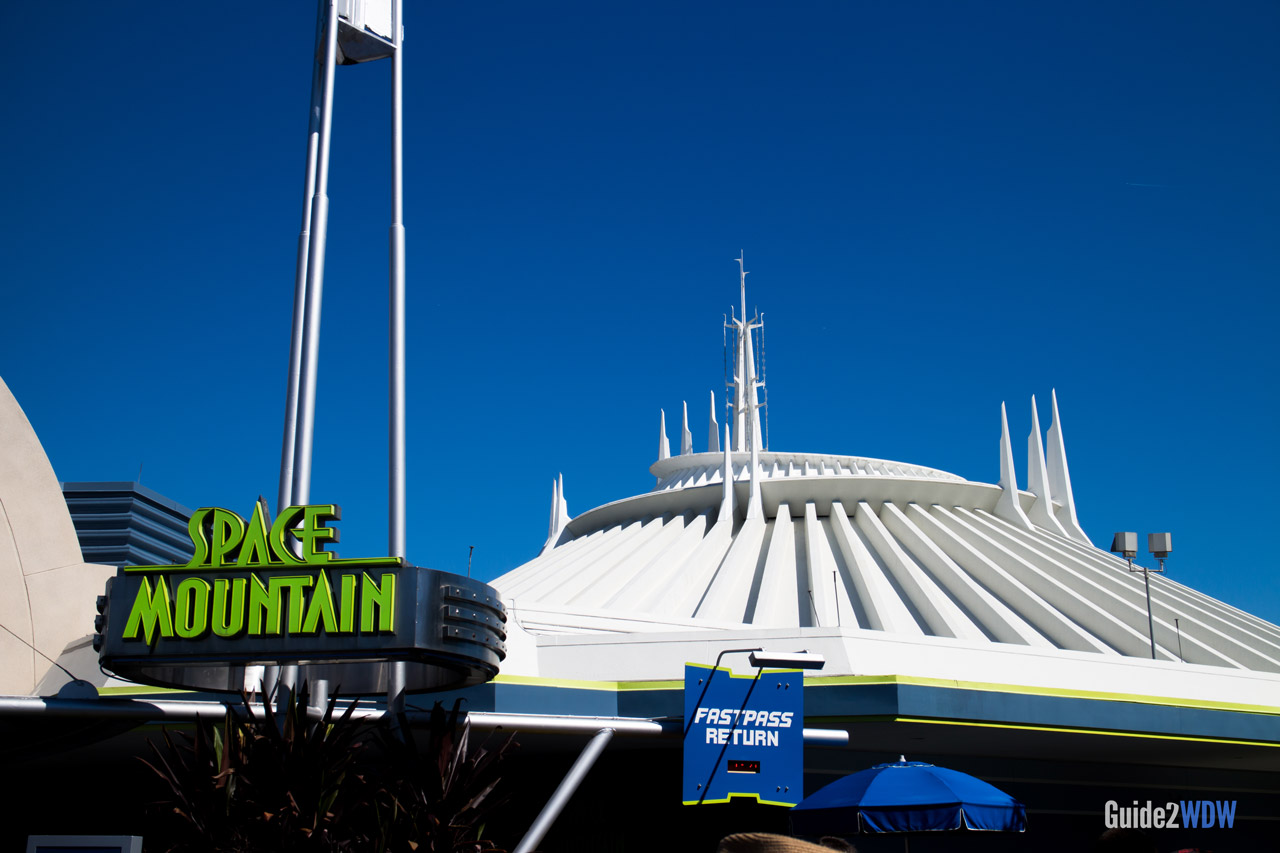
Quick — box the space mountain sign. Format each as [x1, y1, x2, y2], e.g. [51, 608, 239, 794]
[95, 501, 507, 695]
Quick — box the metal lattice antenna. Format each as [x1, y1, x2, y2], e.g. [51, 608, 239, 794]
[725, 303, 740, 449]
[722, 253, 765, 455]
[722, 313, 730, 435]
[758, 312, 769, 451]
[747, 307, 757, 386]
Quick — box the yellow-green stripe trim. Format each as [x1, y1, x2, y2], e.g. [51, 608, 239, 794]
[618, 678, 683, 691]
[98, 685, 195, 696]
[491, 673, 684, 691]
[884, 715, 1280, 749]
[682, 793, 799, 807]
[805, 674, 1280, 716]
[685, 662, 804, 679]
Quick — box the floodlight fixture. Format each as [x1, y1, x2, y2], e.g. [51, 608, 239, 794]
[748, 651, 826, 670]
[336, 0, 397, 63]
[1110, 532, 1138, 560]
[1112, 530, 1173, 660]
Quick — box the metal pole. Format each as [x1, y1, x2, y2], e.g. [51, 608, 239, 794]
[1143, 567, 1156, 659]
[0, 698, 850, 746]
[1126, 556, 1158, 661]
[283, 0, 340, 698]
[386, 0, 408, 733]
[279, 0, 326, 518]
[291, 0, 339, 510]
[389, 0, 406, 562]
[513, 727, 615, 853]
[833, 570, 840, 628]
[264, 0, 326, 700]
[310, 678, 329, 717]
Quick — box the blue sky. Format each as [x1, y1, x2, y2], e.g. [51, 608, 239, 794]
[3, 2, 1278, 625]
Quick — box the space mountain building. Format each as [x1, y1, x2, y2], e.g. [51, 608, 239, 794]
[490, 270, 1280, 701]
[465, 268, 1280, 847]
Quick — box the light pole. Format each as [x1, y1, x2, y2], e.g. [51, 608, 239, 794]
[270, 0, 404, 711]
[1110, 531, 1172, 660]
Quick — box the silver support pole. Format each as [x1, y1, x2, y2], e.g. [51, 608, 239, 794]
[265, 0, 327, 700]
[386, 0, 408, 732]
[0, 700, 851, 746]
[310, 678, 330, 717]
[1143, 567, 1156, 659]
[1128, 556, 1158, 661]
[513, 727, 615, 853]
[279, 0, 326, 524]
[389, 0, 406, 561]
[283, 0, 340, 698]
[292, 0, 339, 510]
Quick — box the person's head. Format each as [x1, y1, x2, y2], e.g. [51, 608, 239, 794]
[717, 833, 853, 853]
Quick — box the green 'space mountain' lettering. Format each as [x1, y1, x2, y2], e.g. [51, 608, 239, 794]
[119, 501, 402, 646]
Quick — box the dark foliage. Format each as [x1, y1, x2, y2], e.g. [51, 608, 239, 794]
[368, 701, 517, 852]
[139, 686, 515, 853]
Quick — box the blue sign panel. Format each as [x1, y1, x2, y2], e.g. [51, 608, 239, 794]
[682, 662, 803, 806]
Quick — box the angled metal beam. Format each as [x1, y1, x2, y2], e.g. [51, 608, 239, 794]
[513, 727, 615, 853]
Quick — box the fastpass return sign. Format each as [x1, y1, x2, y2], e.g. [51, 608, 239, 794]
[682, 662, 803, 806]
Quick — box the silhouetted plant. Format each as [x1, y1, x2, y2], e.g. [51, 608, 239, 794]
[140, 686, 514, 852]
[370, 700, 517, 852]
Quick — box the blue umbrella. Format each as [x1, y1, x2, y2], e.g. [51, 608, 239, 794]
[790, 756, 1026, 840]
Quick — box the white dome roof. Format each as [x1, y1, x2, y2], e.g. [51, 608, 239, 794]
[492, 269, 1280, 681]
[497, 448, 1280, 673]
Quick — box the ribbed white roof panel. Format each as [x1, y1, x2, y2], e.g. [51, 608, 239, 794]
[493, 466, 1280, 675]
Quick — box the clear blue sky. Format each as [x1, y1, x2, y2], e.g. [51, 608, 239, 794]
[3, 2, 1277, 625]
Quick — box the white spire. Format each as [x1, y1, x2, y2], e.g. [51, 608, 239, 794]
[556, 472, 570, 531]
[540, 473, 571, 554]
[708, 390, 720, 453]
[719, 424, 735, 522]
[1046, 389, 1091, 544]
[1026, 396, 1068, 536]
[681, 401, 693, 456]
[545, 477, 557, 542]
[658, 409, 670, 461]
[994, 402, 1032, 530]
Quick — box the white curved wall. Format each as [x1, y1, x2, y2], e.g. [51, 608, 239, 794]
[0, 376, 113, 695]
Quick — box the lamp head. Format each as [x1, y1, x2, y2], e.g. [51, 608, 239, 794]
[1148, 532, 1172, 560]
[1111, 532, 1138, 560]
[748, 651, 826, 670]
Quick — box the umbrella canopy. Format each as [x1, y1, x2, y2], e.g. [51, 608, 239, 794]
[790, 757, 1027, 836]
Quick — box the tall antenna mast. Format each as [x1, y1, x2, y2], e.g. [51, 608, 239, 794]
[725, 253, 764, 454]
[758, 310, 768, 451]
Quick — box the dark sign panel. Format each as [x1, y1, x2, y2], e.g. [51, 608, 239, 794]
[682, 662, 803, 806]
[95, 502, 505, 694]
